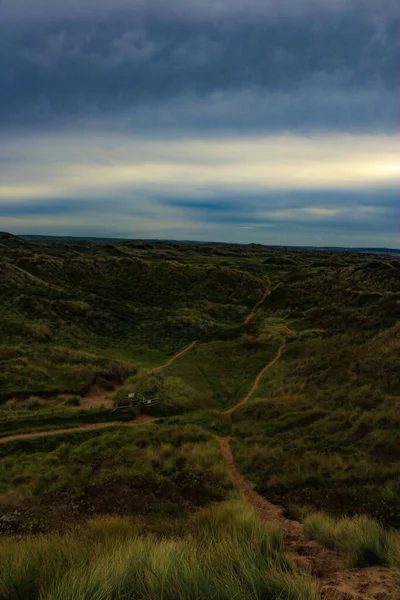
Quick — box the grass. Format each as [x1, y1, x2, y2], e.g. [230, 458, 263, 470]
[189, 499, 283, 549]
[99, 346, 169, 367]
[1, 235, 400, 596]
[230, 252, 400, 525]
[303, 512, 400, 569]
[0, 346, 136, 399]
[0, 406, 137, 439]
[116, 336, 281, 416]
[231, 332, 400, 525]
[0, 501, 319, 600]
[0, 428, 121, 459]
[0, 238, 268, 395]
[0, 238, 271, 401]
[0, 424, 234, 535]
[157, 410, 232, 436]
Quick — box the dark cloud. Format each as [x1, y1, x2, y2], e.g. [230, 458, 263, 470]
[1, 4, 399, 131]
[3, 0, 400, 24]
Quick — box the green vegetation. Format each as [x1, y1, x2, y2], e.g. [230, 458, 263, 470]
[1, 235, 268, 399]
[0, 406, 136, 438]
[116, 336, 280, 416]
[158, 410, 232, 436]
[0, 346, 135, 399]
[303, 512, 400, 568]
[230, 253, 400, 526]
[1, 233, 400, 597]
[0, 502, 319, 600]
[2, 237, 400, 526]
[0, 424, 232, 535]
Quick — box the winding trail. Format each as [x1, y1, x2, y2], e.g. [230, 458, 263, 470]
[243, 277, 272, 325]
[218, 436, 396, 600]
[152, 341, 197, 373]
[0, 285, 275, 444]
[0, 415, 156, 445]
[222, 341, 286, 416]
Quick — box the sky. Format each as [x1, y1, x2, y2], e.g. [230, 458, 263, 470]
[1, 0, 400, 246]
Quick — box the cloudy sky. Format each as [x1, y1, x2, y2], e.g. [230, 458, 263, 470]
[1, 0, 399, 246]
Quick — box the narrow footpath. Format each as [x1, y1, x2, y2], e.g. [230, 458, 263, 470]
[0, 415, 156, 445]
[152, 340, 197, 373]
[243, 277, 272, 325]
[222, 341, 285, 415]
[218, 436, 395, 600]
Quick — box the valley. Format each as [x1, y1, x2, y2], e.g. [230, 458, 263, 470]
[0, 232, 399, 599]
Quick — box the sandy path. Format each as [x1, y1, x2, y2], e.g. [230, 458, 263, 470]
[0, 415, 156, 445]
[218, 436, 395, 600]
[243, 277, 272, 325]
[152, 341, 197, 373]
[222, 341, 286, 416]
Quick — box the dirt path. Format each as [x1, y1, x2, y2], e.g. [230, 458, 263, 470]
[152, 341, 197, 373]
[222, 341, 286, 416]
[0, 415, 157, 445]
[243, 277, 272, 325]
[218, 436, 395, 600]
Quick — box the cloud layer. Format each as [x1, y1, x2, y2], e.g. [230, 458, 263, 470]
[1, 0, 399, 245]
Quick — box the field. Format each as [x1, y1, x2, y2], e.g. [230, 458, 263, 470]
[0, 232, 399, 599]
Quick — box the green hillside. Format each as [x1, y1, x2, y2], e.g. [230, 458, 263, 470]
[0, 234, 267, 396]
[0, 233, 399, 599]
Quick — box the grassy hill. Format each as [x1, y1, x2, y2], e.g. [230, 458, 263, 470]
[0, 234, 268, 397]
[231, 256, 400, 526]
[0, 233, 399, 599]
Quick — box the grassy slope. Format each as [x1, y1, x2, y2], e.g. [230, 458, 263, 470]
[0, 423, 233, 536]
[0, 406, 139, 438]
[0, 502, 318, 600]
[115, 335, 281, 416]
[1, 234, 400, 537]
[0, 346, 136, 399]
[231, 252, 400, 525]
[0, 236, 267, 398]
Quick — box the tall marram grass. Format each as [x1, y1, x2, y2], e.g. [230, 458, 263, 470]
[303, 512, 400, 568]
[190, 499, 283, 549]
[0, 503, 319, 600]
